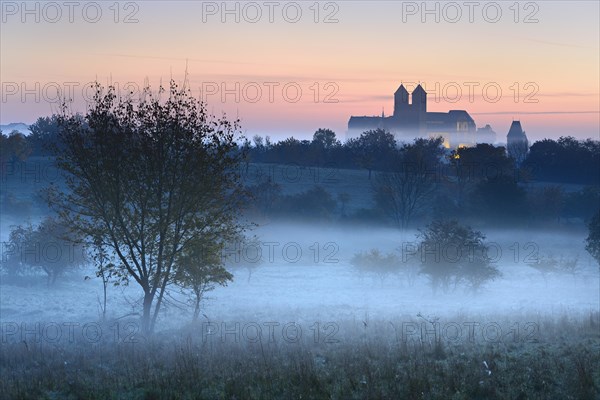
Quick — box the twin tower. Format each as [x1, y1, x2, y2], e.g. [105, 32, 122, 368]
[394, 84, 427, 116]
[347, 82, 480, 147]
[392, 84, 427, 132]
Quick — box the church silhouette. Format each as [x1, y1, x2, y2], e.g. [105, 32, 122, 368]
[348, 84, 495, 147]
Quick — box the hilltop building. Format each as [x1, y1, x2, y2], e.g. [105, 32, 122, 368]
[506, 120, 528, 147]
[506, 120, 529, 164]
[347, 84, 495, 148]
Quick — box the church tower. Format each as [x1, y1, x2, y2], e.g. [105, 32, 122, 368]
[507, 120, 528, 146]
[412, 84, 427, 134]
[506, 120, 529, 165]
[394, 84, 409, 117]
[412, 84, 427, 114]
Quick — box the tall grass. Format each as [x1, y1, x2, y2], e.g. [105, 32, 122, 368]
[1, 312, 598, 399]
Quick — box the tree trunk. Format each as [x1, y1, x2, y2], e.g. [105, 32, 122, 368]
[102, 277, 107, 322]
[142, 290, 153, 334]
[193, 297, 201, 323]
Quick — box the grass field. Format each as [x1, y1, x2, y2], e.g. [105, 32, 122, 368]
[1, 312, 599, 399]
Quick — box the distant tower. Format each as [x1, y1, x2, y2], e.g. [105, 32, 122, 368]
[506, 120, 529, 165]
[412, 84, 427, 114]
[394, 84, 409, 116]
[412, 84, 427, 134]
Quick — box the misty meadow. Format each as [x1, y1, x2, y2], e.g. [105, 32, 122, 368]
[1, 1, 600, 399]
[0, 80, 598, 399]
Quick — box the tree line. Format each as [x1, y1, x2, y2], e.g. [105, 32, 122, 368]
[3, 124, 599, 186]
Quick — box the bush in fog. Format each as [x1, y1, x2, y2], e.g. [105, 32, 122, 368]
[350, 249, 399, 285]
[417, 219, 500, 294]
[46, 81, 248, 333]
[2, 222, 34, 277]
[2, 217, 86, 285]
[585, 209, 600, 268]
[526, 254, 580, 284]
[222, 236, 263, 283]
[337, 192, 351, 217]
[557, 255, 579, 277]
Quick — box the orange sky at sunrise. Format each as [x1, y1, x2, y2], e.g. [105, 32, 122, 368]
[1, 1, 598, 142]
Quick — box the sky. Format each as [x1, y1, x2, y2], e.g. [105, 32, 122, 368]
[1, 0, 599, 143]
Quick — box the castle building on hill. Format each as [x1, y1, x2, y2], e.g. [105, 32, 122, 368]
[506, 120, 528, 148]
[347, 84, 496, 148]
[506, 120, 529, 165]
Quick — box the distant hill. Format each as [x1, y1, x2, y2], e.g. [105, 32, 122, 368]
[0, 123, 30, 135]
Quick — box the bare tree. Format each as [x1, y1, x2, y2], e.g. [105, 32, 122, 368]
[222, 236, 264, 283]
[526, 255, 559, 286]
[373, 137, 444, 229]
[337, 192, 350, 217]
[86, 236, 115, 321]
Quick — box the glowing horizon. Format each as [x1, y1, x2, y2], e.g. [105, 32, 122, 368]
[1, 1, 598, 143]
